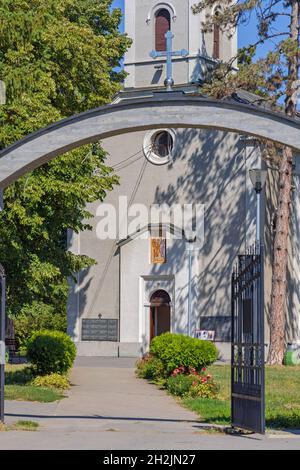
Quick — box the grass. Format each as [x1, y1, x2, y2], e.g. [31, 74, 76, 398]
[10, 420, 39, 431]
[182, 365, 300, 429]
[4, 364, 66, 403]
[0, 420, 39, 432]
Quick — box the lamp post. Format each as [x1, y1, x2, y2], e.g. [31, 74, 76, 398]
[249, 169, 267, 251]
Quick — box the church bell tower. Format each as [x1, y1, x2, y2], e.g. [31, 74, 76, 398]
[124, 0, 237, 90]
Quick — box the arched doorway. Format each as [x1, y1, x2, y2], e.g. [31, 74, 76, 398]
[149, 290, 171, 342]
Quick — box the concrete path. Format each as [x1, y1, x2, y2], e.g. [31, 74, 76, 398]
[1, 358, 300, 450]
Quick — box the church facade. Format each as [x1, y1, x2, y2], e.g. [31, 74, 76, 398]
[67, 0, 300, 359]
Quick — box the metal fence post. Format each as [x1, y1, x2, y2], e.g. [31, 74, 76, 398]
[0, 265, 6, 423]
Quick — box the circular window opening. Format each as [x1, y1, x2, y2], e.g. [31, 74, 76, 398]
[152, 131, 174, 158]
[143, 129, 176, 165]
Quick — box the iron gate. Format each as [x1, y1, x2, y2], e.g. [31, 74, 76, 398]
[231, 245, 265, 434]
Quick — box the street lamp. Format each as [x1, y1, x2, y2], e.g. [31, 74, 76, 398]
[249, 169, 267, 250]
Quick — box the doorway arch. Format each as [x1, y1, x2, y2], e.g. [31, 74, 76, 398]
[149, 290, 171, 341]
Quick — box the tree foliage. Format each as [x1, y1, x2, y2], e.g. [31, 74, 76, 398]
[0, 1, 131, 325]
[193, 1, 300, 364]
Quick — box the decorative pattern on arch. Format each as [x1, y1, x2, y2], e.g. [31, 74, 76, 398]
[0, 94, 300, 190]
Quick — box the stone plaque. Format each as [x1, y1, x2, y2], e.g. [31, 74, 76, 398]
[82, 319, 118, 342]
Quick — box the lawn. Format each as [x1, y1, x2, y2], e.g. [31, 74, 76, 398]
[4, 364, 65, 403]
[183, 365, 300, 429]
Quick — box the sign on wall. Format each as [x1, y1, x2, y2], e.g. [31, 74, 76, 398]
[150, 238, 166, 264]
[82, 319, 118, 342]
[195, 330, 216, 341]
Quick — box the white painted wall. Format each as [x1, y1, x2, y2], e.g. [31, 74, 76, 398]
[119, 233, 201, 351]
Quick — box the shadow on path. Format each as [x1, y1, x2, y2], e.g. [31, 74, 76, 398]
[5, 412, 199, 424]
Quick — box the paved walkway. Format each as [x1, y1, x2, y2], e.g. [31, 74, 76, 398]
[1, 358, 300, 450]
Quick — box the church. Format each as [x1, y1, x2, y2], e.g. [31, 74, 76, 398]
[67, 0, 300, 360]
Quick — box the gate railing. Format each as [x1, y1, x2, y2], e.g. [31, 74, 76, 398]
[231, 244, 265, 434]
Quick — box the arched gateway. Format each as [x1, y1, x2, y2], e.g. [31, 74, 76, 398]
[0, 92, 300, 189]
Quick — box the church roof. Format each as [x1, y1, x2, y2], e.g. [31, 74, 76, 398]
[113, 85, 299, 122]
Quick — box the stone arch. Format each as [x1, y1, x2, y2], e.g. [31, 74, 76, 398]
[0, 93, 300, 190]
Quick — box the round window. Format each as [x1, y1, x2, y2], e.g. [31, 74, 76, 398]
[152, 131, 173, 158]
[143, 129, 176, 165]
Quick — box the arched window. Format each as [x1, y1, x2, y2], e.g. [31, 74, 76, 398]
[155, 9, 171, 52]
[213, 10, 221, 59]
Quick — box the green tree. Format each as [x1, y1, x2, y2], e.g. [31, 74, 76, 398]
[0, 0, 131, 337]
[193, 1, 299, 364]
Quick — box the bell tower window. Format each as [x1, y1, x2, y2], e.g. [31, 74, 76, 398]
[155, 9, 171, 52]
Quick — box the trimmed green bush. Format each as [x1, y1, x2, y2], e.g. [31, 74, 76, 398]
[32, 373, 70, 390]
[150, 333, 218, 376]
[166, 374, 195, 397]
[136, 355, 165, 380]
[27, 330, 76, 375]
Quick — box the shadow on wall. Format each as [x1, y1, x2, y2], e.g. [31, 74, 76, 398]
[68, 127, 255, 343]
[150, 128, 250, 339]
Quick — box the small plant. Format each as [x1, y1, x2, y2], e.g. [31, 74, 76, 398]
[12, 420, 39, 431]
[27, 330, 76, 375]
[136, 354, 165, 380]
[187, 375, 220, 399]
[32, 373, 70, 390]
[166, 374, 195, 396]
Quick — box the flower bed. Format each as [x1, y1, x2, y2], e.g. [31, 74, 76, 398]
[136, 333, 219, 399]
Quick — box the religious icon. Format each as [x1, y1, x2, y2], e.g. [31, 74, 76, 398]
[150, 237, 166, 264]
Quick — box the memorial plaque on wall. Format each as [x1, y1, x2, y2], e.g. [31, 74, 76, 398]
[82, 319, 118, 342]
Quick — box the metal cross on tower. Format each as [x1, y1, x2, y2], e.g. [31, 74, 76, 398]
[149, 31, 189, 92]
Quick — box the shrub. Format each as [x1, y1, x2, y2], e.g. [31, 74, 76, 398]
[136, 355, 165, 380]
[5, 366, 33, 385]
[32, 373, 70, 390]
[27, 330, 76, 375]
[13, 302, 67, 349]
[166, 374, 195, 396]
[150, 333, 218, 376]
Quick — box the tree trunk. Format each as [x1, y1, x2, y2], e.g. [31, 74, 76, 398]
[268, 0, 299, 364]
[268, 147, 293, 364]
